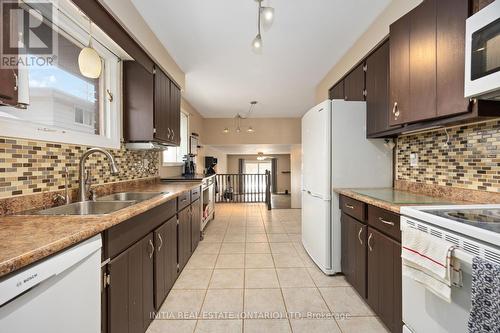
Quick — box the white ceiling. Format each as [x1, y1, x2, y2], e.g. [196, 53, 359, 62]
[131, 0, 390, 118]
[208, 144, 293, 155]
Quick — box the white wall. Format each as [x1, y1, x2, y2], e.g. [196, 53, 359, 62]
[290, 144, 302, 209]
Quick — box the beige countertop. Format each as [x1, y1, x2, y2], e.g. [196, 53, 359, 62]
[334, 187, 460, 214]
[0, 181, 201, 278]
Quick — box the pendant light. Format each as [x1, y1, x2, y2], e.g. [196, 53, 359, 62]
[261, 4, 274, 31]
[78, 19, 102, 79]
[252, 0, 263, 54]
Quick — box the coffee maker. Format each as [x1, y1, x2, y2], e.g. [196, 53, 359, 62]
[182, 154, 196, 176]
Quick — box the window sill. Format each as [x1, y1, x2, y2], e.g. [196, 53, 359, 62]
[162, 162, 184, 167]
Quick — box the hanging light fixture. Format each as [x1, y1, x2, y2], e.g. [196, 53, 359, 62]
[222, 101, 258, 134]
[78, 18, 102, 79]
[252, 0, 275, 53]
[257, 152, 268, 161]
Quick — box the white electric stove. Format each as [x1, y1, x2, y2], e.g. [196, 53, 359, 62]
[400, 204, 500, 333]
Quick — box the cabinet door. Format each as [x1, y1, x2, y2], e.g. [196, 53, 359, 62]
[191, 199, 201, 252]
[169, 81, 181, 146]
[389, 13, 410, 126]
[436, 0, 470, 117]
[108, 233, 155, 333]
[367, 227, 402, 333]
[329, 81, 344, 100]
[340, 213, 367, 298]
[178, 207, 192, 271]
[366, 41, 391, 136]
[123, 61, 154, 141]
[154, 216, 178, 309]
[154, 68, 172, 143]
[344, 63, 365, 101]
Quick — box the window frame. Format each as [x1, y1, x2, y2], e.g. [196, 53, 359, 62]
[0, 0, 130, 149]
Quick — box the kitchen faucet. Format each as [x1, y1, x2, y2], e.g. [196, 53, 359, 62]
[78, 148, 119, 201]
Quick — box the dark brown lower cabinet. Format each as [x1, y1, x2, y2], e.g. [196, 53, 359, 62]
[108, 233, 155, 333]
[341, 212, 367, 298]
[367, 227, 402, 333]
[154, 216, 178, 309]
[191, 198, 201, 252]
[178, 206, 192, 271]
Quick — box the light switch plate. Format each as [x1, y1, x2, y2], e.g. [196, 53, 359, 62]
[410, 153, 419, 167]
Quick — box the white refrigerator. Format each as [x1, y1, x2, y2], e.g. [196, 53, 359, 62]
[301, 100, 392, 275]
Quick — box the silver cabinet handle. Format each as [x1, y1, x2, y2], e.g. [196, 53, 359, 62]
[167, 128, 171, 139]
[157, 233, 163, 252]
[378, 217, 395, 226]
[13, 70, 18, 91]
[345, 204, 354, 209]
[358, 227, 363, 245]
[392, 102, 400, 119]
[172, 129, 175, 139]
[148, 239, 155, 258]
[368, 233, 374, 252]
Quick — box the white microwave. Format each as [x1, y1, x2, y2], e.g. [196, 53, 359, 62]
[465, 1, 500, 99]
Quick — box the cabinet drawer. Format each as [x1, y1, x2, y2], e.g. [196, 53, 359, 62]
[340, 195, 367, 222]
[368, 205, 401, 242]
[191, 186, 201, 202]
[177, 191, 190, 211]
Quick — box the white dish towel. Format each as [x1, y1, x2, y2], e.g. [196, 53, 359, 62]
[402, 226, 461, 303]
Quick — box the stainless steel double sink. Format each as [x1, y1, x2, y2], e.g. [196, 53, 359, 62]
[34, 192, 164, 216]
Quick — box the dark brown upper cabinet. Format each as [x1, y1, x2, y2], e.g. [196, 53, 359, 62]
[123, 61, 181, 146]
[366, 40, 393, 137]
[344, 63, 366, 101]
[329, 81, 344, 100]
[389, 13, 411, 126]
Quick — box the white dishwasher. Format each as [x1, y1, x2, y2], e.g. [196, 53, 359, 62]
[0, 235, 102, 333]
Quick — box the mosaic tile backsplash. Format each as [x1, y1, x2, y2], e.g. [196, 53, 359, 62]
[396, 120, 500, 192]
[0, 137, 160, 198]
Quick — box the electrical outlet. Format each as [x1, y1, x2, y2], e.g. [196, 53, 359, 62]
[410, 153, 419, 167]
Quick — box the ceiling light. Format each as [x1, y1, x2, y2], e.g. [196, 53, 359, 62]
[251, 0, 274, 53]
[257, 152, 268, 160]
[78, 19, 102, 79]
[223, 128, 229, 134]
[247, 126, 255, 133]
[252, 34, 262, 53]
[261, 6, 274, 30]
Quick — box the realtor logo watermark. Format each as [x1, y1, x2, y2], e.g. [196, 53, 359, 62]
[1, 0, 58, 68]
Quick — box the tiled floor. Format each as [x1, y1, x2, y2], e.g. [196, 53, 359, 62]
[147, 203, 389, 333]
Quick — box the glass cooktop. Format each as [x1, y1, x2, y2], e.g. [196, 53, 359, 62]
[422, 208, 500, 233]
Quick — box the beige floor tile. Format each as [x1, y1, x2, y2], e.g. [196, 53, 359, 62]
[245, 242, 271, 254]
[203, 233, 225, 243]
[244, 289, 286, 317]
[245, 269, 280, 288]
[173, 269, 213, 290]
[267, 234, 290, 243]
[290, 319, 341, 333]
[265, 226, 287, 234]
[186, 254, 218, 269]
[276, 268, 315, 287]
[270, 243, 298, 255]
[209, 269, 244, 289]
[194, 319, 242, 333]
[246, 226, 266, 234]
[281, 288, 330, 316]
[215, 254, 245, 269]
[319, 287, 374, 316]
[223, 234, 246, 243]
[244, 319, 291, 333]
[246, 233, 268, 242]
[159, 290, 206, 319]
[307, 267, 350, 287]
[245, 253, 275, 268]
[146, 319, 197, 333]
[336, 316, 389, 333]
[200, 289, 244, 316]
[272, 253, 305, 268]
[195, 242, 222, 254]
[287, 234, 302, 242]
[220, 242, 245, 254]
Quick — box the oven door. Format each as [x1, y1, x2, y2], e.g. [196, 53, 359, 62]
[402, 254, 472, 333]
[465, 1, 500, 98]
